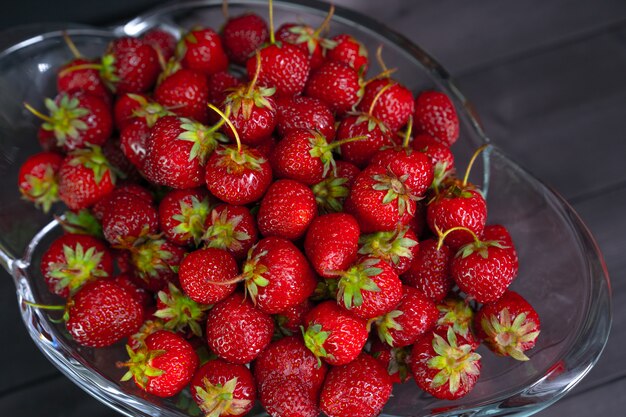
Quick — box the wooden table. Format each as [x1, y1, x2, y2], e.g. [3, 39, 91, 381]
[1, 0, 624, 415]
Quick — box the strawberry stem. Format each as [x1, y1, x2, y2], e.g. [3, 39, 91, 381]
[246, 52, 262, 96]
[222, 0, 229, 20]
[436, 226, 481, 250]
[364, 68, 397, 87]
[326, 135, 368, 151]
[208, 103, 242, 153]
[62, 31, 82, 59]
[403, 116, 413, 148]
[58, 63, 102, 78]
[368, 81, 394, 116]
[376, 45, 388, 73]
[23, 102, 53, 123]
[22, 300, 66, 310]
[313, 5, 335, 38]
[269, 0, 275, 44]
[462, 144, 489, 187]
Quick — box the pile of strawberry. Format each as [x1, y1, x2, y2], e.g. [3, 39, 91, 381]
[17, 2, 541, 417]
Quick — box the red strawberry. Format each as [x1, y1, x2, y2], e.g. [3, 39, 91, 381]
[190, 359, 256, 417]
[445, 227, 519, 303]
[111, 273, 153, 310]
[57, 58, 111, 105]
[202, 204, 258, 261]
[302, 300, 368, 366]
[401, 238, 453, 302]
[259, 373, 319, 417]
[376, 285, 439, 347]
[154, 283, 211, 338]
[158, 187, 212, 247]
[58, 145, 116, 210]
[66, 280, 144, 347]
[143, 115, 226, 189]
[18, 151, 63, 212]
[304, 213, 360, 278]
[336, 114, 394, 168]
[40, 233, 113, 298]
[436, 296, 479, 348]
[205, 144, 272, 205]
[370, 147, 434, 198]
[119, 330, 198, 397]
[129, 237, 186, 292]
[246, 42, 310, 97]
[413, 91, 459, 147]
[326, 33, 368, 73]
[92, 182, 153, 221]
[273, 299, 314, 336]
[221, 13, 269, 65]
[276, 95, 335, 140]
[311, 160, 360, 213]
[155, 69, 211, 124]
[357, 78, 414, 132]
[205, 292, 274, 364]
[474, 290, 540, 361]
[257, 179, 317, 240]
[369, 339, 411, 383]
[320, 353, 393, 417]
[101, 37, 160, 94]
[336, 257, 403, 320]
[305, 60, 362, 115]
[408, 326, 481, 400]
[101, 138, 140, 182]
[207, 71, 243, 105]
[179, 28, 229, 76]
[412, 133, 456, 189]
[344, 164, 417, 233]
[25, 91, 112, 151]
[102, 191, 158, 247]
[142, 29, 177, 62]
[483, 223, 516, 248]
[120, 119, 151, 169]
[237, 237, 316, 314]
[178, 247, 239, 305]
[358, 226, 419, 275]
[114, 93, 171, 131]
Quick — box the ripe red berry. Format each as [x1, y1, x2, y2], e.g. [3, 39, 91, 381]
[276, 95, 335, 140]
[102, 37, 160, 94]
[326, 33, 369, 73]
[305, 60, 363, 115]
[154, 69, 211, 124]
[179, 28, 229, 76]
[357, 78, 414, 132]
[401, 238, 453, 302]
[158, 187, 212, 247]
[18, 151, 63, 213]
[247, 43, 310, 97]
[414, 90, 459, 147]
[178, 247, 239, 305]
[221, 13, 269, 65]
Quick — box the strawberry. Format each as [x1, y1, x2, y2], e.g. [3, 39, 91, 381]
[222, 12, 269, 65]
[413, 91, 459, 147]
[190, 359, 256, 417]
[474, 290, 540, 361]
[401, 238, 453, 302]
[158, 188, 212, 247]
[273, 299, 313, 336]
[305, 60, 363, 115]
[375, 285, 439, 347]
[304, 213, 360, 278]
[154, 283, 211, 337]
[120, 119, 151, 169]
[40, 233, 113, 298]
[101, 37, 160, 94]
[119, 330, 198, 397]
[207, 71, 243, 105]
[236, 237, 316, 314]
[202, 204, 258, 261]
[155, 69, 211, 124]
[143, 115, 226, 189]
[111, 273, 153, 310]
[276, 95, 335, 140]
[18, 151, 63, 212]
[25, 91, 112, 151]
[408, 326, 481, 400]
[58, 145, 116, 210]
[178, 28, 229, 76]
[92, 182, 153, 220]
[336, 257, 403, 320]
[358, 225, 419, 275]
[101, 138, 140, 182]
[102, 191, 158, 247]
[483, 223, 516, 248]
[336, 114, 394, 168]
[303, 300, 368, 366]
[311, 160, 360, 213]
[435, 296, 479, 348]
[326, 33, 368, 73]
[443, 226, 518, 303]
[357, 78, 414, 132]
[258, 373, 319, 417]
[178, 247, 239, 305]
[369, 339, 411, 383]
[344, 164, 417, 233]
[246, 42, 310, 97]
[129, 237, 186, 292]
[205, 292, 274, 364]
[412, 133, 456, 189]
[127, 318, 166, 351]
[142, 29, 177, 62]
[66, 279, 144, 347]
[319, 353, 393, 417]
[370, 147, 434, 198]
[205, 144, 272, 205]
[257, 179, 317, 240]
[113, 93, 171, 131]
[57, 58, 111, 105]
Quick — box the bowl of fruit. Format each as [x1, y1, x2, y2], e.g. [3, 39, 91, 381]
[0, 0, 612, 417]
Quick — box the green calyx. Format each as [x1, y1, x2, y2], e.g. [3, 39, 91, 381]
[215, 145, 267, 174]
[202, 209, 251, 253]
[431, 160, 454, 191]
[437, 297, 474, 339]
[154, 283, 212, 337]
[456, 238, 509, 260]
[311, 176, 349, 213]
[99, 53, 119, 91]
[308, 130, 366, 178]
[375, 309, 404, 346]
[358, 226, 418, 266]
[311, 278, 339, 301]
[129, 319, 165, 350]
[240, 249, 269, 304]
[481, 308, 540, 361]
[427, 327, 481, 394]
[302, 323, 332, 367]
[41, 94, 90, 144]
[225, 83, 276, 120]
[172, 195, 211, 246]
[157, 57, 182, 85]
[118, 344, 166, 389]
[195, 376, 250, 417]
[68, 145, 116, 185]
[337, 258, 382, 310]
[48, 242, 108, 296]
[59, 209, 103, 238]
[21, 165, 59, 213]
[177, 118, 228, 165]
[381, 345, 411, 382]
[354, 112, 388, 133]
[371, 169, 418, 216]
[131, 238, 175, 281]
[127, 94, 174, 128]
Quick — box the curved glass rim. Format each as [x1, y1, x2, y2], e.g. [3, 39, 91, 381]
[0, 1, 612, 416]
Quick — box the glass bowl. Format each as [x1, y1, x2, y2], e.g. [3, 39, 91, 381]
[0, 1, 611, 416]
